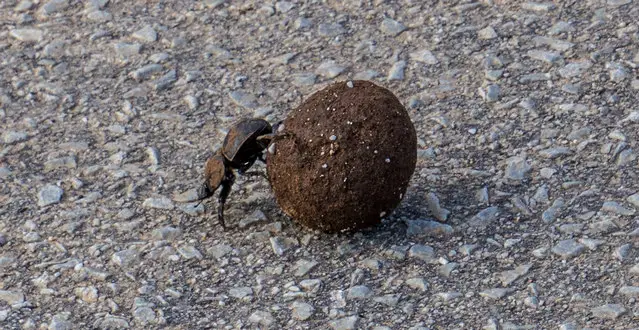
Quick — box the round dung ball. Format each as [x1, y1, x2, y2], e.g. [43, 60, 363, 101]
[267, 80, 417, 233]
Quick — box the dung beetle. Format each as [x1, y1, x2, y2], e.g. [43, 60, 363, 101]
[194, 118, 282, 229]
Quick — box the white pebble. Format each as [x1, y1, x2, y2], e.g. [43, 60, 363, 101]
[346, 81, 354, 88]
[385, 158, 390, 163]
[329, 135, 337, 141]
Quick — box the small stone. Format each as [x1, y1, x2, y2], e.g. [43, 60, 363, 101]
[229, 287, 253, 299]
[619, 286, 639, 297]
[524, 296, 540, 309]
[498, 264, 532, 286]
[479, 288, 513, 300]
[478, 26, 498, 39]
[607, 0, 633, 7]
[229, 90, 258, 109]
[316, 61, 346, 79]
[86, 10, 112, 22]
[48, 312, 72, 330]
[44, 156, 77, 171]
[347, 285, 372, 299]
[146, 147, 160, 165]
[438, 263, 458, 277]
[39, 0, 69, 16]
[522, 2, 556, 12]
[588, 219, 618, 234]
[270, 236, 297, 256]
[373, 294, 400, 306]
[133, 307, 156, 324]
[468, 206, 499, 227]
[425, 192, 450, 221]
[384, 245, 408, 260]
[238, 210, 268, 228]
[542, 198, 564, 223]
[318, 23, 345, 37]
[626, 193, 639, 208]
[631, 79, 639, 90]
[38, 184, 63, 207]
[275, 1, 294, 13]
[294, 17, 311, 30]
[129, 64, 163, 81]
[504, 156, 531, 181]
[184, 95, 198, 110]
[248, 310, 275, 327]
[558, 61, 592, 78]
[150, 226, 181, 241]
[548, 21, 574, 35]
[527, 50, 562, 64]
[208, 244, 233, 259]
[617, 149, 636, 166]
[436, 291, 462, 302]
[0, 290, 25, 305]
[479, 84, 500, 102]
[142, 197, 174, 210]
[177, 246, 202, 260]
[291, 72, 317, 87]
[294, 259, 318, 277]
[405, 278, 428, 291]
[353, 70, 380, 80]
[3, 131, 28, 144]
[601, 201, 635, 216]
[299, 279, 322, 293]
[591, 304, 627, 319]
[114, 43, 142, 59]
[606, 62, 628, 82]
[387, 61, 406, 81]
[291, 301, 314, 320]
[410, 49, 439, 65]
[408, 244, 436, 262]
[77, 286, 98, 303]
[96, 315, 129, 329]
[533, 36, 574, 52]
[380, 18, 406, 36]
[406, 220, 453, 237]
[328, 316, 360, 330]
[552, 239, 585, 259]
[111, 249, 139, 267]
[15, 1, 34, 12]
[151, 70, 177, 91]
[614, 244, 632, 262]
[459, 244, 478, 256]
[132, 26, 157, 42]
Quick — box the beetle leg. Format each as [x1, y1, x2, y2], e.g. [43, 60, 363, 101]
[217, 169, 235, 230]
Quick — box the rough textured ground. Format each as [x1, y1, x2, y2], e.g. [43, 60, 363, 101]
[1, 0, 639, 329]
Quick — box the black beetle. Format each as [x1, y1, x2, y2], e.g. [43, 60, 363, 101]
[194, 118, 282, 229]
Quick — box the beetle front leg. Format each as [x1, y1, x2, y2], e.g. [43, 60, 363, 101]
[217, 172, 235, 230]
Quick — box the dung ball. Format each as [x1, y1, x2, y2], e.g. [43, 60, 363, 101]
[267, 80, 417, 233]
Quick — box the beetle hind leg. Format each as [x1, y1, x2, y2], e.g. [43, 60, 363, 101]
[217, 170, 235, 230]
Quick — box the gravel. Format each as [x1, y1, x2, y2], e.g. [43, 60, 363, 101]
[2, 0, 639, 328]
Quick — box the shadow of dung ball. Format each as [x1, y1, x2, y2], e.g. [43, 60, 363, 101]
[267, 80, 417, 233]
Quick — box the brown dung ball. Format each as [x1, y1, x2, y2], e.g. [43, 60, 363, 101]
[267, 80, 417, 233]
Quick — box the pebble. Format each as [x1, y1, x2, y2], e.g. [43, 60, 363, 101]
[499, 264, 532, 286]
[468, 206, 499, 227]
[114, 42, 142, 59]
[86, 10, 112, 22]
[318, 23, 346, 37]
[558, 61, 592, 78]
[347, 285, 372, 299]
[299, 279, 322, 293]
[387, 61, 406, 81]
[178, 246, 203, 260]
[76, 286, 98, 303]
[425, 192, 450, 221]
[142, 197, 174, 209]
[479, 84, 500, 102]
[95, 315, 129, 329]
[130, 64, 163, 81]
[248, 310, 275, 326]
[229, 90, 258, 109]
[541, 198, 564, 223]
[601, 201, 635, 215]
[316, 61, 346, 79]
[588, 219, 618, 235]
[132, 25, 158, 43]
[522, 2, 556, 12]
[39, 0, 69, 16]
[438, 263, 458, 277]
[48, 313, 72, 330]
[405, 219, 453, 237]
[111, 249, 139, 267]
[150, 226, 181, 241]
[626, 193, 639, 208]
[133, 307, 156, 324]
[616, 148, 636, 166]
[405, 278, 428, 291]
[408, 244, 436, 262]
[38, 184, 63, 207]
[291, 72, 317, 86]
[533, 36, 574, 52]
[538, 147, 571, 159]
[353, 70, 380, 80]
[151, 70, 177, 91]
[0, 290, 24, 306]
[632, 79, 639, 90]
[479, 288, 513, 300]
[606, 62, 628, 82]
[373, 294, 400, 306]
[229, 287, 253, 299]
[3, 131, 28, 144]
[44, 156, 77, 171]
[504, 156, 531, 181]
[328, 316, 360, 330]
[617, 286, 639, 302]
[607, 0, 633, 7]
[291, 301, 314, 320]
[614, 244, 632, 262]
[380, 18, 406, 36]
[436, 291, 462, 302]
[591, 304, 627, 319]
[552, 239, 585, 259]
[275, 1, 294, 13]
[270, 236, 297, 256]
[548, 21, 574, 35]
[238, 209, 268, 228]
[294, 259, 318, 277]
[478, 26, 498, 39]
